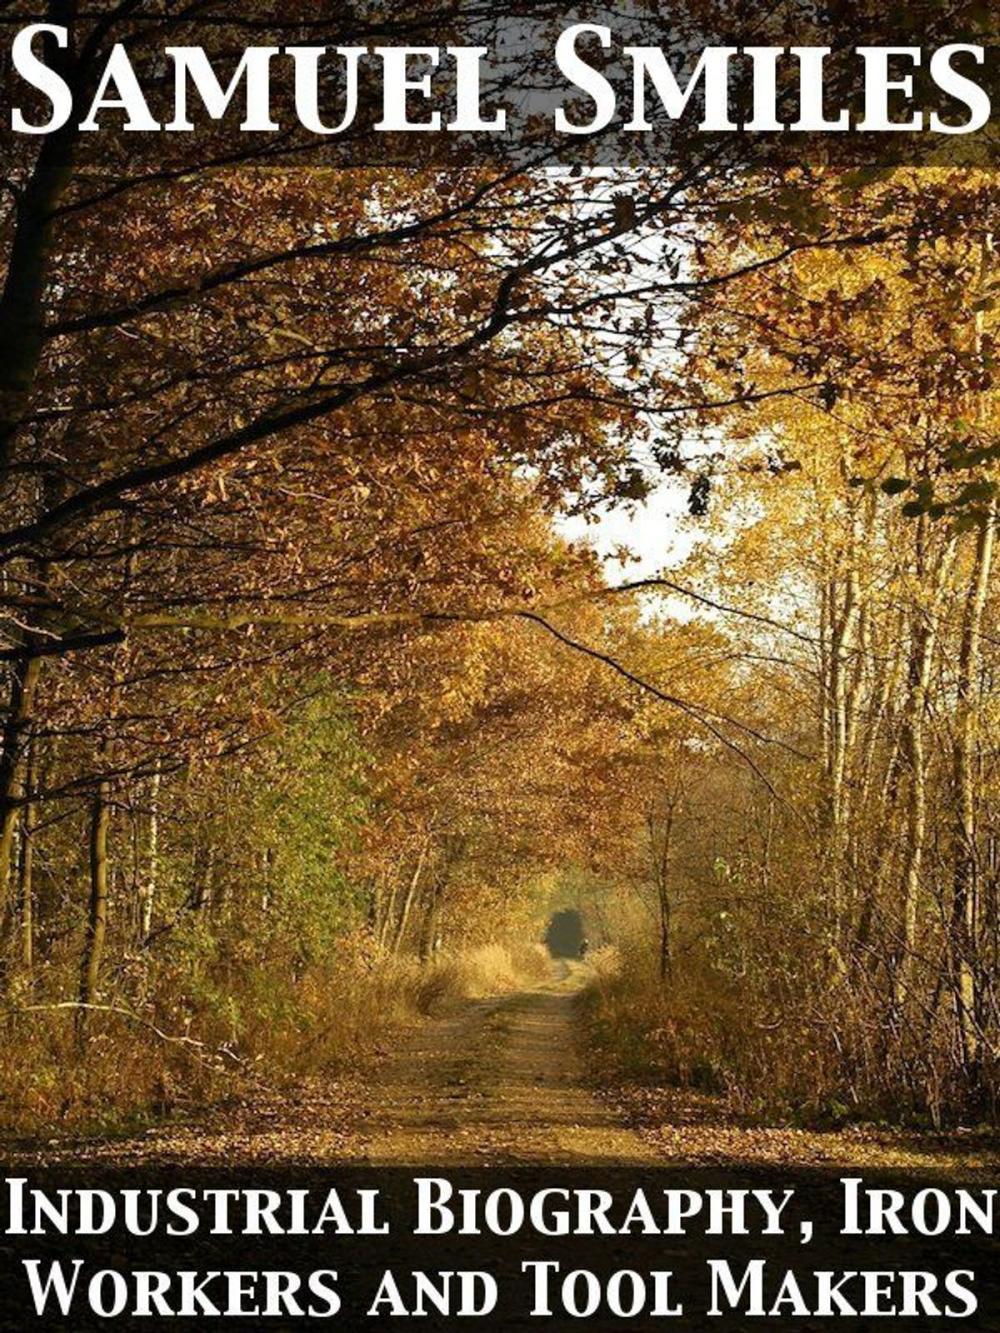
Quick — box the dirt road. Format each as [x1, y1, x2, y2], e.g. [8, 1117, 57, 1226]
[355, 961, 655, 1165]
[350, 964, 999, 1175]
[14, 960, 999, 1176]
[9, 962, 1000, 1331]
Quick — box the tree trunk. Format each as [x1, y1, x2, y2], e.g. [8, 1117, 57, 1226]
[18, 727, 38, 971]
[950, 514, 993, 1075]
[393, 840, 429, 955]
[647, 794, 679, 984]
[950, 235, 996, 1079]
[261, 846, 274, 914]
[656, 808, 676, 984]
[893, 530, 957, 1013]
[824, 498, 864, 943]
[0, 15, 81, 468]
[76, 546, 132, 1021]
[378, 873, 400, 950]
[0, 655, 42, 929]
[196, 845, 216, 913]
[419, 873, 446, 962]
[78, 779, 111, 1024]
[138, 766, 161, 939]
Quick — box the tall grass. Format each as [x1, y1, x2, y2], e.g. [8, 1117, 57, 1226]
[582, 932, 999, 1128]
[0, 936, 551, 1139]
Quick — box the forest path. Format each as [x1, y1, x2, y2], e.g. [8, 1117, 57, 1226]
[351, 960, 655, 1166]
[14, 962, 999, 1175]
[9, 958, 651, 1169]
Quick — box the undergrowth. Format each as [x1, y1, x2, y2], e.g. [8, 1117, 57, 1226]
[580, 939, 1000, 1130]
[0, 937, 550, 1140]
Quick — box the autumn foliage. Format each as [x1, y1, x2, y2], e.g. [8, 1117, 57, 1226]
[1, 3, 1000, 1136]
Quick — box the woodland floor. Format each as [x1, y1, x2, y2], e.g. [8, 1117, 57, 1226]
[7, 965, 1000, 1330]
[10, 961, 1000, 1175]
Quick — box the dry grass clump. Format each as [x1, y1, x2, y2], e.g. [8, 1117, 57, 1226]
[582, 943, 732, 1096]
[584, 938, 863, 1121]
[406, 940, 548, 1012]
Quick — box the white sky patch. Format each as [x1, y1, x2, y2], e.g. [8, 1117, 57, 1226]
[560, 475, 696, 578]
